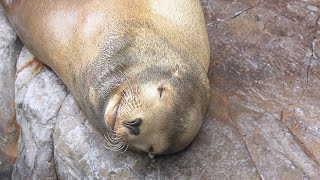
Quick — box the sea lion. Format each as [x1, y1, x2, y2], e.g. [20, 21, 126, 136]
[1, 0, 210, 156]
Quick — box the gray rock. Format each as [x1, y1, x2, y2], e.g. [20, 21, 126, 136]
[203, 0, 320, 179]
[0, 5, 21, 179]
[13, 48, 67, 179]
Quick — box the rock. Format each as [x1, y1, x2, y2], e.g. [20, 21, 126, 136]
[203, 0, 320, 178]
[13, 48, 66, 179]
[0, 5, 21, 179]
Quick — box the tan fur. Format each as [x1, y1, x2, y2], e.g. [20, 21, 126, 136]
[3, 0, 210, 155]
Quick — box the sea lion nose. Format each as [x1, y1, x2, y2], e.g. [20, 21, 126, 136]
[122, 118, 142, 136]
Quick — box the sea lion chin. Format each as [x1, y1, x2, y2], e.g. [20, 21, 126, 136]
[2, 0, 210, 156]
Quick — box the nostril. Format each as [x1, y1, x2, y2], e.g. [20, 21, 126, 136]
[123, 118, 142, 136]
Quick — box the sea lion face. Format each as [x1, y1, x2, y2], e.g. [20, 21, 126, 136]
[104, 64, 209, 156]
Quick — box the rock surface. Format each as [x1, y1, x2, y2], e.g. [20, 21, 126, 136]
[12, 48, 62, 179]
[203, 0, 320, 179]
[0, 0, 320, 179]
[0, 6, 20, 179]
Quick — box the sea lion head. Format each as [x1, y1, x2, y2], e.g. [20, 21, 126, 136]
[104, 62, 210, 156]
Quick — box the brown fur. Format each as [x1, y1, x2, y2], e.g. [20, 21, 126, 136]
[2, 0, 210, 155]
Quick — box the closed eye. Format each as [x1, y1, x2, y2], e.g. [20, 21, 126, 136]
[157, 86, 164, 99]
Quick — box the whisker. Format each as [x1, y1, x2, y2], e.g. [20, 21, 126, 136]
[116, 142, 126, 149]
[105, 136, 123, 149]
[104, 137, 118, 147]
[104, 130, 129, 153]
[104, 133, 118, 144]
[103, 144, 123, 152]
[121, 144, 129, 153]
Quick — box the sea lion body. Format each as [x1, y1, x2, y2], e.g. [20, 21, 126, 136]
[2, 0, 210, 155]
